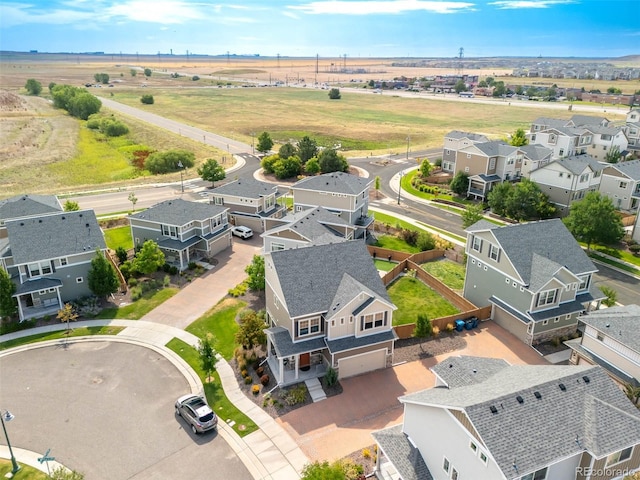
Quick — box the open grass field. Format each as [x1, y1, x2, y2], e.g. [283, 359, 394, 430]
[387, 276, 460, 325]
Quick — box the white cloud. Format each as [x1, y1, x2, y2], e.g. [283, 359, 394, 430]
[0, 3, 97, 27]
[289, 0, 475, 15]
[488, 0, 576, 9]
[105, 1, 203, 24]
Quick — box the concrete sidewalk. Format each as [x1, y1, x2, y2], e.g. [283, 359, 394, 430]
[0, 320, 307, 479]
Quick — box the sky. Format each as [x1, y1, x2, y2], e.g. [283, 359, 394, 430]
[0, 0, 638, 58]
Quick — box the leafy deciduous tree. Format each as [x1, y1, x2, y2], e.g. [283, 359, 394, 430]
[487, 182, 512, 217]
[272, 156, 302, 179]
[278, 143, 297, 159]
[197, 159, 226, 187]
[94, 73, 110, 84]
[328, 88, 341, 99]
[128, 192, 138, 211]
[374, 176, 381, 198]
[63, 200, 80, 211]
[145, 150, 195, 174]
[143, 68, 152, 77]
[88, 250, 119, 298]
[419, 158, 432, 177]
[449, 171, 470, 196]
[198, 337, 218, 382]
[245, 255, 265, 291]
[564, 191, 625, 250]
[25, 78, 42, 95]
[504, 178, 555, 221]
[234, 309, 267, 349]
[305, 158, 320, 175]
[57, 303, 79, 334]
[462, 203, 485, 229]
[140, 94, 154, 104]
[317, 148, 349, 174]
[454, 80, 466, 94]
[133, 240, 165, 275]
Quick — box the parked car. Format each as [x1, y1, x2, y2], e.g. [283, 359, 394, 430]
[231, 226, 253, 239]
[175, 394, 218, 434]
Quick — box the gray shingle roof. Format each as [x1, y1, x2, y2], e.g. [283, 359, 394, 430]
[565, 338, 639, 387]
[578, 305, 640, 353]
[269, 240, 391, 318]
[0, 195, 62, 221]
[532, 117, 568, 129]
[265, 326, 327, 357]
[445, 130, 489, 142]
[129, 199, 227, 226]
[520, 144, 553, 161]
[402, 362, 640, 480]
[468, 219, 597, 287]
[13, 277, 63, 295]
[605, 159, 640, 181]
[550, 155, 604, 175]
[209, 177, 279, 199]
[5, 210, 106, 265]
[325, 329, 396, 354]
[372, 425, 433, 480]
[292, 172, 372, 195]
[265, 206, 351, 244]
[569, 114, 609, 127]
[465, 141, 516, 157]
[584, 125, 624, 136]
[431, 356, 510, 388]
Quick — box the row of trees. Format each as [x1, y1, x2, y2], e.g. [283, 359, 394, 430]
[51, 84, 102, 120]
[94, 73, 110, 84]
[87, 116, 129, 137]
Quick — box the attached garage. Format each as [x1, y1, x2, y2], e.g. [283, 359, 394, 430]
[230, 213, 264, 233]
[338, 348, 387, 379]
[492, 304, 531, 344]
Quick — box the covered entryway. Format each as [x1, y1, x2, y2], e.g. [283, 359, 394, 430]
[337, 348, 387, 379]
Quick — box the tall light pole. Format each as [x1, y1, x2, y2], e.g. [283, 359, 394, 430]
[251, 132, 255, 155]
[177, 161, 184, 193]
[398, 136, 410, 205]
[1, 410, 20, 476]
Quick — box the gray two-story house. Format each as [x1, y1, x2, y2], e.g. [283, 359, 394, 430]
[290, 172, 374, 239]
[463, 219, 605, 345]
[208, 177, 285, 233]
[129, 199, 231, 270]
[264, 240, 397, 385]
[598, 159, 640, 212]
[1, 209, 107, 321]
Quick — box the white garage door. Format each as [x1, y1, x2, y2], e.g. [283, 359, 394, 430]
[338, 349, 387, 379]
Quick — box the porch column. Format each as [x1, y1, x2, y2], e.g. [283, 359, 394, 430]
[294, 354, 300, 381]
[179, 251, 186, 270]
[16, 296, 24, 322]
[55, 288, 63, 309]
[278, 358, 284, 385]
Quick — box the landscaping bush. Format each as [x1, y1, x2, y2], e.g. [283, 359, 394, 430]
[163, 275, 171, 287]
[416, 231, 436, 251]
[241, 369, 248, 377]
[169, 265, 179, 275]
[630, 244, 640, 255]
[252, 384, 260, 395]
[446, 322, 454, 332]
[127, 277, 138, 287]
[260, 374, 270, 386]
[399, 228, 419, 246]
[115, 246, 128, 264]
[284, 384, 307, 406]
[0, 318, 36, 335]
[256, 366, 265, 376]
[101, 118, 129, 137]
[324, 367, 338, 387]
[432, 326, 440, 336]
[188, 261, 197, 270]
[244, 376, 253, 385]
[414, 314, 432, 338]
[140, 94, 154, 104]
[130, 286, 142, 301]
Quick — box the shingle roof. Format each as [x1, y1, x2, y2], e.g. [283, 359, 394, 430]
[129, 199, 227, 226]
[402, 362, 640, 480]
[431, 355, 510, 388]
[578, 305, 640, 353]
[372, 425, 433, 480]
[209, 177, 279, 199]
[0, 195, 62, 221]
[584, 125, 624, 136]
[569, 114, 609, 126]
[445, 130, 489, 142]
[467, 219, 597, 286]
[325, 329, 396, 354]
[464, 141, 515, 157]
[5, 210, 106, 265]
[13, 277, 63, 295]
[269, 240, 390, 318]
[546, 155, 605, 175]
[265, 206, 351, 244]
[520, 144, 553, 161]
[292, 172, 372, 195]
[532, 117, 568, 129]
[605, 159, 640, 181]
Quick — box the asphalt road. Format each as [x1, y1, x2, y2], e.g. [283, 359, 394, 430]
[0, 342, 250, 480]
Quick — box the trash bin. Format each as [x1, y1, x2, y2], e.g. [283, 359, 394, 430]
[471, 317, 479, 328]
[455, 320, 465, 332]
[465, 319, 474, 330]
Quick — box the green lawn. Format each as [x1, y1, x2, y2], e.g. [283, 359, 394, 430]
[185, 298, 247, 360]
[374, 235, 420, 254]
[374, 259, 397, 272]
[94, 288, 179, 319]
[387, 276, 460, 326]
[0, 460, 49, 479]
[372, 211, 420, 232]
[0, 326, 124, 351]
[166, 337, 258, 437]
[104, 225, 133, 250]
[421, 259, 466, 291]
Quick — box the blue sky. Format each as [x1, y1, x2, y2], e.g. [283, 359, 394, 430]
[0, 0, 638, 58]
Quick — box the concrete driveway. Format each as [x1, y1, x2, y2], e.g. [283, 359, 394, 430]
[0, 341, 250, 479]
[140, 236, 261, 328]
[277, 321, 548, 462]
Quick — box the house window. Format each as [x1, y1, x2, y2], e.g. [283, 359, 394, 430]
[489, 245, 500, 261]
[470, 441, 477, 453]
[559, 172, 564, 178]
[76, 277, 84, 284]
[565, 314, 571, 320]
[597, 332, 604, 341]
[162, 224, 178, 238]
[537, 289, 557, 307]
[531, 134, 536, 142]
[298, 317, 321, 337]
[580, 173, 589, 182]
[555, 317, 560, 323]
[505, 278, 510, 283]
[271, 243, 285, 252]
[443, 457, 450, 473]
[214, 196, 223, 205]
[578, 275, 590, 291]
[489, 158, 496, 170]
[446, 149, 451, 154]
[620, 181, 628, 189]
[480, 452, 488, 464]
[606, 447, 632, 466]
[340, 317, 345, 325]
[349, 316, 353, 324]
[361, 312, 387, 331]
[559, 149, 564, 156]
[27, 261, 52, 277]
[520, 467, 548, 480]
[451, 468, 459, 480]
[478, 262, 482, 268]
[464, 166, 470, 173]
[472, 236, 482, 252]
[331, 320, 335, 327]
[542, 319, 548, 326]
[60, 258, 68, 266]
[467, 154, 471, 159]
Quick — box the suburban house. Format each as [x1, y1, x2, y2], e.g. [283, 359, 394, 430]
[129, 199, 231, 270]
[633, 211, 640, 243]
[207, 177, 285, 233]
[441, 130, 490, 174]
[0, 194, 62, 236]
[529, 155, 604, 216]
[261, 206, 355, 253]
[373, 355, 640, 480]
[264, 240, 397, 385]
[598, 159, 640, 212]
[463, 219, 604, 345]
[566, 304, 640, 389]
[585, 125, 629, 161]
[520, 144, 553, 177]
[626, 109, 640, 153]
[290, 172, 374, 239]
[454, 141, 524, 200]
[0, 209, 107, 322]
[527, 126, 592, 159]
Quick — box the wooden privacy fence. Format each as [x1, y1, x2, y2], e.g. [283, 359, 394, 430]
[367, 246, 492, 340]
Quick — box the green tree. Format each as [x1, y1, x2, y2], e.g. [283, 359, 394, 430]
[128, 192, 138, 211]
[414, 314, 432, 338]
[145, 150, 195, 174]
[478, 80, 488, 88]
[272, 156, 302, 179]
[144, 68, 152, 77]
[509, 128, 529, 147]
[454, 79, 466, 94]
[374, 175, 381, 198]
[57, 302, 79, 334]
[261, 154, 278, 174]
[328, 88, 341, 99]
[604, 145, 621, 163]
[235, 309, 267, 349]
[564, 191, 625, 250]
[48, 82, 57, 92]
[140, 94, 154, 104]
[416, 231, 436, 251]
[68, 92, 102, 120]
[94, 73, 109, 84]
[607, 86, 622, 94]
[257, 132, 274, 153]
[487, 182, 512, 217]
[504, 178, 555, 221]
[198, 337, 218, 383]
[115, 246, 128, 264]
[88, 250, 119, 298]
[449, 171, 469, 196]
[25, 78, 42, 95]
[100, 118, 129, 137]
[245, 255, 265, 291]
[0, 268, 17, 320]
[623, 382, 640, 405]
[133, 240, 165, 275]
[462, 203, 485, 228]
[318, 148, 349, 173]
[130, 69, 137, 77]
[297, 136, 318, 163]
[305, 158, 320, 175]
[197, 158, 226, 187]
[278, 143, 297, 159]
[526, 86, 538, 98]
[419, 158, 432, 177]
[492, 81, 506, 97]
[515, 85, 524, 95]
[485, 76, 495, 86]
[63, 200, 80, 211]
[600, 285, 618, 308]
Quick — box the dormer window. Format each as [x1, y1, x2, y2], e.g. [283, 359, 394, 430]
[537, 289, 557, 307]
[578, 275, 590, 291]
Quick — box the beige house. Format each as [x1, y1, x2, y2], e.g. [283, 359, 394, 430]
[441, 130, 489, 173]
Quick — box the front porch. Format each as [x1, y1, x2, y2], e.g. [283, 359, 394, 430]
[266, 353, 328, 387]
[13, 277, 63, 322]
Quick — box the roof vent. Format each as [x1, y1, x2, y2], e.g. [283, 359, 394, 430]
[559, 383, 566, 391]
[516, 396, 524, 404]
[86, 223, 90, 227]
[61, 216, 65, 220]
[38, 219, 42, 223]
[449, 364, 453, 368]
[582, 376, 590, 384]
[534, 391, 542, 399]
[19, 222, 24, 226]
[79, 213, 83, 217]
[606, 323, 610, 328]
[490, 405, 498, 414]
